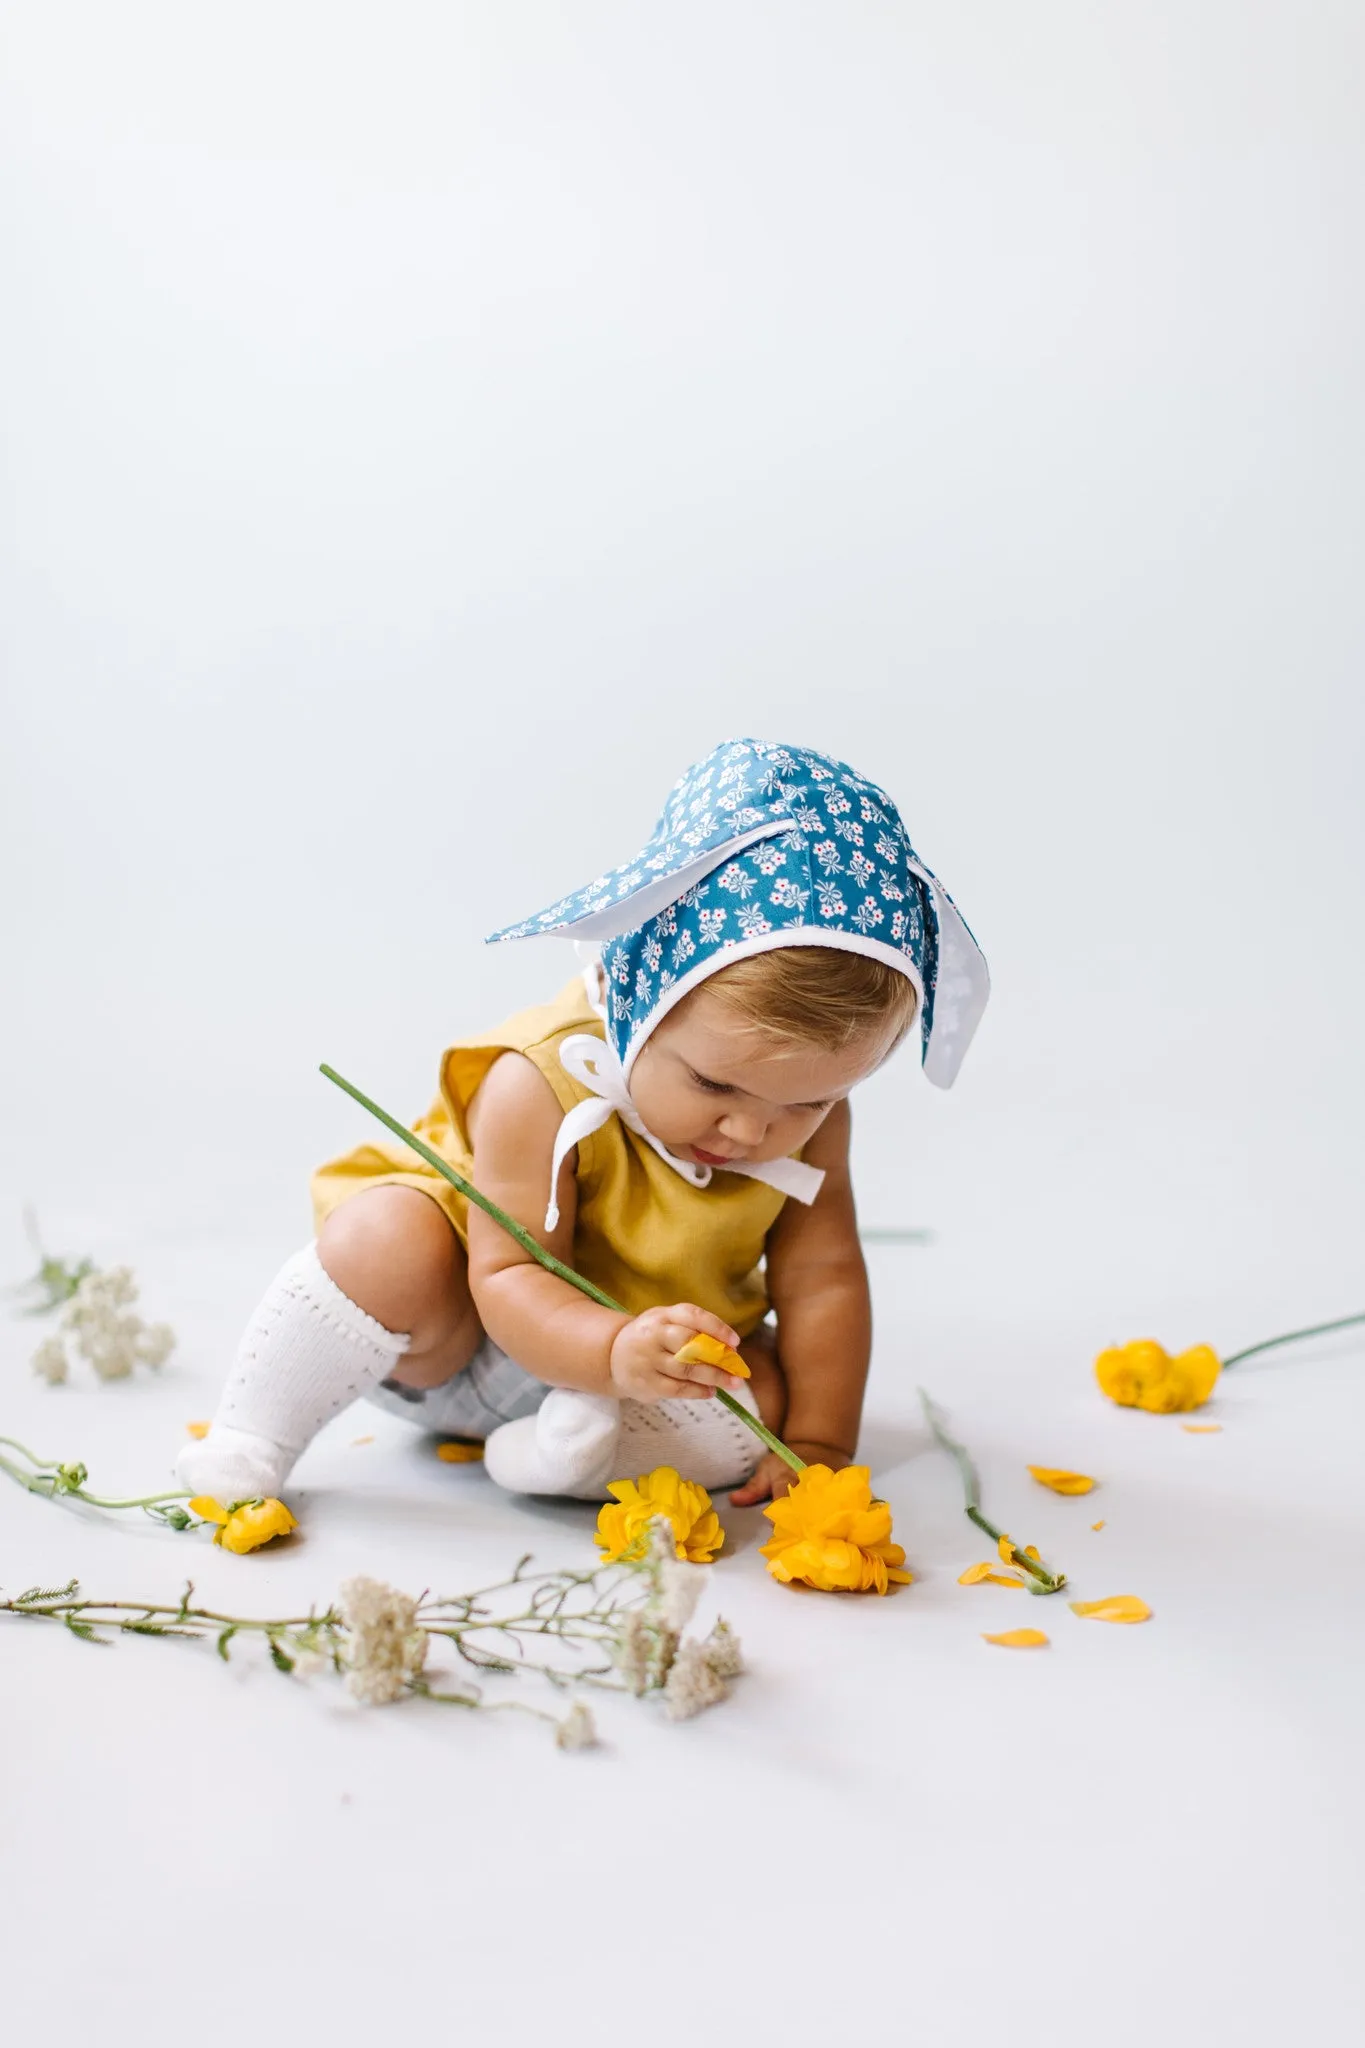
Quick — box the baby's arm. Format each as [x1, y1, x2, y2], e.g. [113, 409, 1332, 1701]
[465, 1052, 745, 1400]
[730, 1099, 870, 1505]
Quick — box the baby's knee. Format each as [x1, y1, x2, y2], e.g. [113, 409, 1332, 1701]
[317, 1187, 463, 1337]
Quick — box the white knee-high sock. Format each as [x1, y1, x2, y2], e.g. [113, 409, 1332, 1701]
[177, 1245, 411, 1502]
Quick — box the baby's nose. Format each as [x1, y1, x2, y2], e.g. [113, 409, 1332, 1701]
[718, 1108, 768, 1148]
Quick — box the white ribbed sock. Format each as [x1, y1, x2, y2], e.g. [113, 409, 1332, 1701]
[177, 1244, 411, 1501]
[483, 1383, 763, 1502]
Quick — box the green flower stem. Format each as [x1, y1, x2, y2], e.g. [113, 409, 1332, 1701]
[918, 1389, 1066, 1595]
[1222, 1311, 1365, 1370]
[715, 1391, 806, 1473]
[0, 1438, 195, 1518]
[322, 1063, 807, 1474]
[319, 1065, 622, 1310]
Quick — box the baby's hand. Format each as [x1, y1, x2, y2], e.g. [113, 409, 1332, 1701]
[609, 1304, 746, 1404]
[731, 1444, 852, 1508]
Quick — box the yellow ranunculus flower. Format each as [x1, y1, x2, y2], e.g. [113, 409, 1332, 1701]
[1094, 1339, 1221, 1414]
[760, 1464, 912, 1595]
[189, 1495, 298, 1554]
[595, 1466, 725, 1564]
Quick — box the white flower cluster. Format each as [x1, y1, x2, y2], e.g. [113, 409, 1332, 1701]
[336, 1575, 428, 1705]
[611, 1518, 745, 1722]
[31, 1266, 176, 1386]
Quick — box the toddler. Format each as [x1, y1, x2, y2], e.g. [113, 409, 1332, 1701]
[180, 738, 988, 1508]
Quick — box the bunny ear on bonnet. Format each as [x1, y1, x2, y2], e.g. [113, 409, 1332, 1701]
[488, 736, 990, 1090]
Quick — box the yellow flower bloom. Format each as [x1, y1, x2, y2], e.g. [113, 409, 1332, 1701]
[760, 1464, 912, 1595]
[189, 1496, 298, 1554]
[595, 1466, 725, 1564]
[1069, 1594, 1152, 1624]
[1095, 1339, 1221, 1413]
[673, 1331, 750, 1380]
[983, 1628, 1049, 1649]
[1028, 1465, 1096, 1495]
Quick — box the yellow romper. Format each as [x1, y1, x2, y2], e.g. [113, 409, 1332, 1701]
[310, 975, 792, 1338]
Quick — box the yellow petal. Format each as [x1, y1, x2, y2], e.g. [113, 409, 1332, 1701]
[189, 1496, 228, 1525]
[1069, 1594, 1151, 1624]
[1028, 1465, 1096, 1495]
[982, 1628, 1050, 1649]
[435, 1441, 485, 1462]
[185, 1421, 210, 1440]
[673, 1332, 750, 1380]
[1181, 1423, 1222, 1434]
[997, 1533, 1015, 1564]
[958, 1562, 1026, 1588]
[351, 1434, 375, 1446]
[1091, 1519, 1106, 1531]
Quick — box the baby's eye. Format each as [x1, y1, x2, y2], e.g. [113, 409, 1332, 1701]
[692, 1072, 733, 1095]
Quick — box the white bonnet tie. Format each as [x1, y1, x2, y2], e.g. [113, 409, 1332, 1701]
[541, 979, 826, 1232]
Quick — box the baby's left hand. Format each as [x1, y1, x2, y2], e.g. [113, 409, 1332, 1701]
[730, 1444, 852, 1508]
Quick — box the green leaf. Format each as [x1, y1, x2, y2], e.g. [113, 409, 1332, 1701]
[64, 1618, 108, 1645]
[216, 1626, 237, 1663]
[268, 1639, 294, 1674]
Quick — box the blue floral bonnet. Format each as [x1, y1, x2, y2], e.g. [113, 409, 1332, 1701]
[487, 737, 990, 1228]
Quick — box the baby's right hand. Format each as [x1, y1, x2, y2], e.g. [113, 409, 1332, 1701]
[609, 1304, 747, 1403]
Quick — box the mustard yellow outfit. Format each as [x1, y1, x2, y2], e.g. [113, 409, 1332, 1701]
[311, 976, 793, 1338]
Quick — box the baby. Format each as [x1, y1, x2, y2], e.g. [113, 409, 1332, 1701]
[180, 737, 988, 1509]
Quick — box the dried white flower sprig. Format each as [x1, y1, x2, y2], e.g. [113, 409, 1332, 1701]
[0, 1518, 746, 1750]
[12, 1214, 175, 1385]
[612, 1520, 745, 1719]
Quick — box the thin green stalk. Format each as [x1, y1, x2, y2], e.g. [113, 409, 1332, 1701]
[0, 1439, 195, 1519]
[918, 1388, 1066, 1595]
[322, 1063, 806, 1473]
[1223, 1311, 1365, 1370]
[715, 1390, 806, 1473]
[319, 1065, 622, 1310]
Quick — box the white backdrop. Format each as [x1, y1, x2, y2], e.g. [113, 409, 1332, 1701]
[2, 6, 1363, 2044]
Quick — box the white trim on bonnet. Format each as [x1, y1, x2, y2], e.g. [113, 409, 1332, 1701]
[617, 927, 926, 1082]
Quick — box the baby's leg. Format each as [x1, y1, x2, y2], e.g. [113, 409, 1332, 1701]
[483, 1318, 784, 1503]
[178, 1189, 479, 1502]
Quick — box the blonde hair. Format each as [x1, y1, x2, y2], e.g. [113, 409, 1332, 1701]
[690, 945, 918, 1055]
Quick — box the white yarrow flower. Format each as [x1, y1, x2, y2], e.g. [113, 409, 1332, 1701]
[337, 1576, 428, 1705]
[657, 1558, 703, 1635]
[32, 1334, 69, 1385]
[135, 1322, 176, 1368]
[702, 1618, 744, 1680]
[555, 1701, 598, 1751]
[612, 1610, 651, 1697]
[662, 1638, 728, 1721]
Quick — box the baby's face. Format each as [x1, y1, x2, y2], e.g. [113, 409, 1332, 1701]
[629, 986, 893, 1168]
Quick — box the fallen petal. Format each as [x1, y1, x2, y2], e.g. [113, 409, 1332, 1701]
[351, 1434, 375, 1446]
[1028, 1465, 1097, 1495]
[1069, 1594, 1151, 1624]
[959, 1562, 1027, 1588]
[1091, 1519, 1106, 1531]
[1181, 1423, 1223, 1434]
[185, 1421, 210, 1439]
[983, 1628, 1049, 1649]
[436, 1441, 485, 1463]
